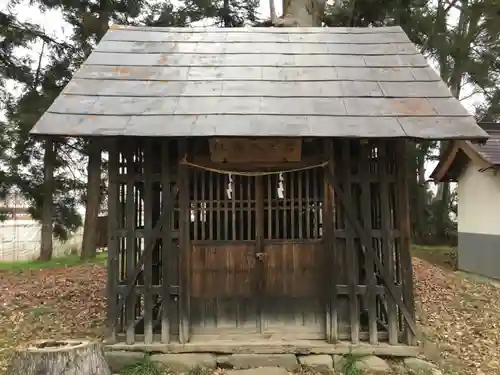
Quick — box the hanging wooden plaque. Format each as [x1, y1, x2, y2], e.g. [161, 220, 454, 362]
[209, 138, 302, 163]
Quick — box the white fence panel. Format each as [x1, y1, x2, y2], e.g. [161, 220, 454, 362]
[0, 220, 83, 261]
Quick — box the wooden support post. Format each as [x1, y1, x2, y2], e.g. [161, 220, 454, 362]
[255, 175, 264, 335]
[125, 144, 136, 344]
[396, 140, 416, 345]
[324, 139, 338, 343]
[107, 139, 119, 343]
[161, 140, 172, 344]
[143, 139, 154, 344]
[342, 141, 359, 344]
[178, 139, 191, 344]
[379, 142, 399, 344]
[360, 142, 377, 344]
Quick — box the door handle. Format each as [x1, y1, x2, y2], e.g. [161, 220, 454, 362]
[255, 252, 267, 261]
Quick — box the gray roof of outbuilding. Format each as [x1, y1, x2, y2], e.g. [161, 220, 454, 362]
[470, 122, 500, 164]
[29, 26, 488, 139]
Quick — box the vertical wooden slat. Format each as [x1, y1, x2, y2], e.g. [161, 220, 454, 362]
[247, 177, 252, 240]
[239, 176, 244, 240]
[160, 140, 171, 344]
[291, 172, 296, 239]
[267, 176, 272, 240]
[344, 140, 359, 344]
[217, 173, 221, 241]
[201, 171, 206, 241]
[224, 174, 229, 240]
[125, 144, 136, 344]
[107, 139, 119, 343]
[360, 142, 377, 344]
[313, 168, 319, 238]
[178, 139, 191, 344]
[232, 176, 236, 240]
[143, 139, 154, 344]
[283, 174, 287, 240]
[324, 139, 338, 343]
[193, 170, 198, 241]
[396, 140, 416, 345]
[298, 174, 303, 239]
[379, 142, 399, 344]
[306, 170, 311, 239]
[209, 171, 214, 241]
[255, 176, 264, 333]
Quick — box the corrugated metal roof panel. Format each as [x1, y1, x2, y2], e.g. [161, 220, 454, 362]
[29, 26, 488, 140]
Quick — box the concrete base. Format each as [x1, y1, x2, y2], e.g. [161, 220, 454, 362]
[105, 340, 419, 357]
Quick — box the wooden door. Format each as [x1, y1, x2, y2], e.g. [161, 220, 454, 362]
[188, 169, 325, 340]
[260, 171, 325, 339]
[189, 172, 260, 337]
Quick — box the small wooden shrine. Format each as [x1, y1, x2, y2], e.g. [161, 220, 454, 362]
[29, 26, 487, 351]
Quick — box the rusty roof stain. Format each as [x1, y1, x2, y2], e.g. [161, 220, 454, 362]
[29, 26, 488, 139]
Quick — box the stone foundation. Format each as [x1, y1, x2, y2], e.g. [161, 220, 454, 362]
[105, 351, 443, 375]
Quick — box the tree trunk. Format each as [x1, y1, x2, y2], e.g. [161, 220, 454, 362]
[277, 0, 326, 26]
[269, 0, 277, 23]
[40, 138, 55, 261]
[7, 340, 111, 375]
[80, 3, 109, 260]
[81, 140, 102, 260]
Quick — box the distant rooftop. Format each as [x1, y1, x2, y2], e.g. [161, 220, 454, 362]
[472, 122, 500, 165]
[431, 122, 500, 181]
[30, 26, 487, 140]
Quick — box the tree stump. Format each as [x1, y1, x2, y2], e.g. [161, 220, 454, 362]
[7, 339, 112, 375]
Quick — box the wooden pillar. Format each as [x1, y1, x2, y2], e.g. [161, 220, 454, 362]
[323, 139, 338, 343]
[396, 140, 416, 345]
[143, 139, 154, 344]
[359, 141, 377, 344]
[161, 139, 172, 344]
[378, 142, 398, 344]
[124, 142, 136, 344]
[106, 138, 119, 343]
[178, 139, 191, 344]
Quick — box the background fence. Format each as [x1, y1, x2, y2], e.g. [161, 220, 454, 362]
[0, 220, 83, 261]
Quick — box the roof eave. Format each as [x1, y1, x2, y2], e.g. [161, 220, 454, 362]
[430, 139, 493, 182]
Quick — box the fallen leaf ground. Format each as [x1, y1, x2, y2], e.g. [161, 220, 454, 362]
[0, 248, 499, 375]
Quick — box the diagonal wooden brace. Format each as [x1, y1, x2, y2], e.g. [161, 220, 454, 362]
[324, 167, 417, 337]
[112, 185, 179, 328]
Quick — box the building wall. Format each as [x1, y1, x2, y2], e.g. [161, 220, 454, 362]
[457, 162, 500, 279]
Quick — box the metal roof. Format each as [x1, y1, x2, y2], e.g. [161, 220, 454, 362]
[29, 26, 488, 139]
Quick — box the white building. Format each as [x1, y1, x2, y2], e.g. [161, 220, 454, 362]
[431, 122, 500, 280]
